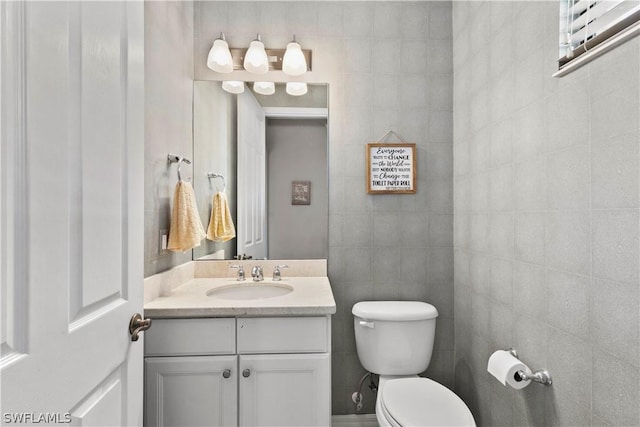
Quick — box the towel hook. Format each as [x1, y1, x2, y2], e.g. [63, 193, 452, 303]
[168, 154, 191, 182]
[207, 172, 226, 190]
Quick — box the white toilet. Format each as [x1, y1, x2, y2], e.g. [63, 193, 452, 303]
[352, 301, 475, 427]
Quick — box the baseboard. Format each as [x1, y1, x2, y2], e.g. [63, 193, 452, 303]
[331, 413, 378, 427]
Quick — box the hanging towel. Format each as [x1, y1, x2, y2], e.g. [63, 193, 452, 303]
[167, 181, 206, 252]
[207, 191, 236, 242]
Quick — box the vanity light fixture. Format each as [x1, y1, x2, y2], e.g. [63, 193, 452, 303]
[286, 82, 308, 96]
[222, 81, 245, 94]
[282, 35, 307, 76]
[243, 34, 269, 74]
[253, 81, 275, 96]
[208, 34, 312, 73]
[206, 33, 233, 73]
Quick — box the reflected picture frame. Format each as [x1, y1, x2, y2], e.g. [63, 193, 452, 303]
[291, 181, 311, 205]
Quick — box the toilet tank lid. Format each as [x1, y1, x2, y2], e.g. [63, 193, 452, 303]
[352, 301, 438, 321]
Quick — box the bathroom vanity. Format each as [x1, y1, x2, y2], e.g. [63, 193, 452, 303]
[143, 261, 335, 427]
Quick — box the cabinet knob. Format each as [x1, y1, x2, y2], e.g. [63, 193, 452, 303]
[223, 369, 231, 379]
[242, 369, 251, 378]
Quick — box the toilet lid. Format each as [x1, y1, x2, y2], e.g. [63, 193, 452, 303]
[352, 301, 438, 321]
[381, 378, 475, 427]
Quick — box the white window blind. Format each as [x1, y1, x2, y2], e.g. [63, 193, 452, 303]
[557, 0, 640, 74]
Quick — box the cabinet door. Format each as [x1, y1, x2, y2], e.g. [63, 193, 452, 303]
[239, 354, 330, 427]
[145, 356, 237, 427]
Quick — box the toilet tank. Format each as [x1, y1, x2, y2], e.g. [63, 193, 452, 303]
[352, 301, 438, 375]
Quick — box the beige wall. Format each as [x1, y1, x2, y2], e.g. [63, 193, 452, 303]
[144, 1, 194, 276]
[453, 2, 640, 426]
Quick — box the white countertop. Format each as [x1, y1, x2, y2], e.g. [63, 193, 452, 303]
[144, 276, 336, 318]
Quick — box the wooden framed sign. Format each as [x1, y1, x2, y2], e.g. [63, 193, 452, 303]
[366, 143, 417, 194]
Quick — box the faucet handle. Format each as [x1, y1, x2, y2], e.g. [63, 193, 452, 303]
[229, 264, 245, 281]
[272, 264, 289, 281]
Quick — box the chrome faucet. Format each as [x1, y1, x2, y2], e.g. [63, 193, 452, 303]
[251, 265, 264, 282]
[272, 265, 289, 281]
[229, 264, 245, 281]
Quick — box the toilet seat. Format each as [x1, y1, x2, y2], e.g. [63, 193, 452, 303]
[380, 378, 475, 427]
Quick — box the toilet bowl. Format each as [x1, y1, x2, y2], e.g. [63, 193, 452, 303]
[377, 377, 475, 427]
[353, 301, 475, 427]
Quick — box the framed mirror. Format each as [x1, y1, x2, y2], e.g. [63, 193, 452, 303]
[192, 81, 329, 261]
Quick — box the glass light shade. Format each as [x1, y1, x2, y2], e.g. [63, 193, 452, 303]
[206, 39, 233, 73]
[243, 40, 269, 74]
[286, 82, 308, 96]
[282, 41, 307, 76]
[253, 81, 275, 96]
[222, 81, 245, 94]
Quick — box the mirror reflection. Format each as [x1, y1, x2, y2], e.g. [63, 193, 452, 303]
[192, 81, 329, 261]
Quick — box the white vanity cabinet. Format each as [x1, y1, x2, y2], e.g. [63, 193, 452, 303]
[238, 354, 330, 426]
[144, 316, 331, 427]
[145, 355, 238, 427]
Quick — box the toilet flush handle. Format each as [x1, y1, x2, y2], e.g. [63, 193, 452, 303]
[359, 320, 375, 329]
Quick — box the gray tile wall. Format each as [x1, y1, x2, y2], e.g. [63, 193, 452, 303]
[193, 1, 453, 415]
[453, 2, 640, 426]
[144, 1, 195, 277]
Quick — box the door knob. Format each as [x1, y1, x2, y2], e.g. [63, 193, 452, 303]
[129, 313, 152, 342]
[223, 369, 231, 379]
[243, 369, 251, 378]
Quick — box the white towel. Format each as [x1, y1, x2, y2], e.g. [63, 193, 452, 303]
[207, 191, 236, 242]
[167, 181, 206, 252]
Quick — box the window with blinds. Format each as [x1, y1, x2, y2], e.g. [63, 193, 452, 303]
[557, 0, 640, 75]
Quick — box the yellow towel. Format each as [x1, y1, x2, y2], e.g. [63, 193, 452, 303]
[207, 191, 236, 242]
[167, 181, 206, 252]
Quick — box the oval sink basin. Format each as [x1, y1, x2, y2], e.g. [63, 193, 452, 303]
[206, 282, 294, 300]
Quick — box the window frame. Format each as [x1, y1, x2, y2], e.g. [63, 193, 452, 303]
[555, 0, 640, 77]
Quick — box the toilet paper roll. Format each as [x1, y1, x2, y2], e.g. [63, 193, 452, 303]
[487, 350, 532, 390]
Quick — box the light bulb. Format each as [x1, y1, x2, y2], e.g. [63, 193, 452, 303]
[222, 81, 245, 94]
[253, 82, 275, 95]
[244, 37, 269, 74]
[286, 82, 307, 96]
[206, 36, 233, 73]
[282, 40, 307, 76]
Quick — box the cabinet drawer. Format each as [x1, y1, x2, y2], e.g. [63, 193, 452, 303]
[145, 318, 235, 356]
[237, 317, 328, 354]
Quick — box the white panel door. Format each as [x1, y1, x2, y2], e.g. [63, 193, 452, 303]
[145, 356, 238, 427]
[239, 354, 331, 427]
[0, 1, 145, 425]
[237, 90, 267, 260]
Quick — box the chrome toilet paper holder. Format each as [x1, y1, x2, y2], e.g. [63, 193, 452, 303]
[506, 348, 553, 386]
